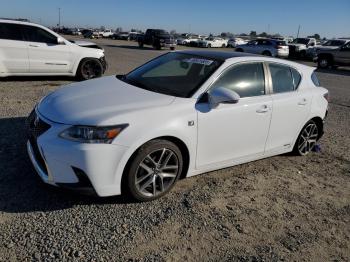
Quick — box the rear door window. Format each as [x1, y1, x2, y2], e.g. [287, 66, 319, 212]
[269, 63, 300, 93]
[0, 23, 24, 41]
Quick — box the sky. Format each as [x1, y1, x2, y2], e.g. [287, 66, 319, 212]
[1, 0, 349, 38]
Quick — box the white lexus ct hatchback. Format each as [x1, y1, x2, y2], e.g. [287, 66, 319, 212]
[27, 51, 328, 201]
[0, 19, 107, 80]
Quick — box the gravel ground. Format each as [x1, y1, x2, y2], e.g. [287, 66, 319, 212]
[0, 37, 349, 261]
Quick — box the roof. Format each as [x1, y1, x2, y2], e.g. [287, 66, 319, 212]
[177, 50, 259, 61]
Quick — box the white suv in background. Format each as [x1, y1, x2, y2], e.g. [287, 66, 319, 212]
[0, 19, 107, 80]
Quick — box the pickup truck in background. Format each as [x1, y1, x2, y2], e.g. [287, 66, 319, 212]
[138, 29, 176, 50]
[314, 40, 350, 68]
[288, 38, 317, 58]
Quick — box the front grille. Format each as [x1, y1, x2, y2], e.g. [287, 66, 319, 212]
[26, 109, 51, 174]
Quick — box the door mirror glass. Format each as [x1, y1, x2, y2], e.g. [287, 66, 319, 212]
[209, 87, 240, 108]
[57, 37, 65, 45]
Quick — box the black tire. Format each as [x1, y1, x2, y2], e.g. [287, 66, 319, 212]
[207, 44, 211, 48]
[299, 50, 306, 59]
[292, 120, 319, 156]
[124, 139, 183, 202]
[153, 42, 161, 50]
[170, 46, 175, 50]
[318, 56, 331, 69]
[221, 43, 226, 48]
[76, 58, 103, 81]
[262, 50, 272, 56]
[138, 41, 144, 48]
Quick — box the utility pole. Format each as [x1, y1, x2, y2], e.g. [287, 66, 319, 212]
[58, 7, 61, 28]
[296, 25, 301, 38]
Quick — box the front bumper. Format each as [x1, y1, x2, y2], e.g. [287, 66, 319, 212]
[26, 110, 128, 197]
[99, 56, 108, 73]
[160, 42, 176, 48]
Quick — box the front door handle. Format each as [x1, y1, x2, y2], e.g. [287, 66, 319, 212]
[29, 44, 39, 47]
[298, 98, 308, 105]
[256, 105, 269, 113]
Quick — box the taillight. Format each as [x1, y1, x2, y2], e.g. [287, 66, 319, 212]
[323, 92, 329, 102]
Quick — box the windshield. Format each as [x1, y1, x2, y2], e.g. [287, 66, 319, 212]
[292, 38, 309, 45]
[120, 52, 222, 98]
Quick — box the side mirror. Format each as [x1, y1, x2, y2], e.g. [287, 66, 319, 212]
[57, 37, 65, 45]
[209, 87, 240, 108]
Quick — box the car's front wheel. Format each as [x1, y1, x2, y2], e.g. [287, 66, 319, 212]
[293, 120, 319, 156]
[76, 58, 103, 80]
[124, 139, 183, 201]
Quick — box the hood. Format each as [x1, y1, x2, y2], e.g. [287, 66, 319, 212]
[38, 76, 175, 125]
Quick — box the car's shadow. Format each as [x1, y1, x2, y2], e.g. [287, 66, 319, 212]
[0, 117, 132, 214]
[1, 76, 76, 82]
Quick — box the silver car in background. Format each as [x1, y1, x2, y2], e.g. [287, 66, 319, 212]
[236, 39, 289, 58]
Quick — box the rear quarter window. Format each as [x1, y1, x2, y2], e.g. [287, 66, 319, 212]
[311, 72, 321, 86]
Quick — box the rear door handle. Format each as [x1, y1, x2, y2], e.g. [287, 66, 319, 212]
[256, 104, 269, 113]
[298, 98, 308, 105]
[29, 44, 39, 47]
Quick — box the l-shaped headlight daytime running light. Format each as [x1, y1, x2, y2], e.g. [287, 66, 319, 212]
[59, 124, 129, 144]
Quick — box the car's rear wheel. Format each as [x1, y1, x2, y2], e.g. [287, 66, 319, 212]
[124, 140, 183, 201]
[262, 50, 271, 56]
[318, 56, 331, 69]
[221, 43, 226, 48]
[170, 46, 175, 50]
[207, 44, 211, 48]
[293, 120, 319, 156]
[76, 58, 103, 80]
[299, 50, 306, 59]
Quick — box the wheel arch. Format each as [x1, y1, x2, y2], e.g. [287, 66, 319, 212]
[309, 116, 324, 140]
[73, 56, 103, 76]
[293, 116, 324, 149]
[120, 135, 191, 195]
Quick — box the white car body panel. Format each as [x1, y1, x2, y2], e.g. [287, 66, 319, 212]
[28, 54, 328, 197]
[0, 19, 105, 77]
[0, 38, 29, 73]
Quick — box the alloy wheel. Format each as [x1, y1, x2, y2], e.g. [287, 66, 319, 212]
[82, 60, 102, 79]
[319, 58, 329, 68]
[298, 122, 318, 155]
[135, 148, 179, 197]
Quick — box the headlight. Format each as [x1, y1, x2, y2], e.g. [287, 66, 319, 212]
[59, 124, 128, 144]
